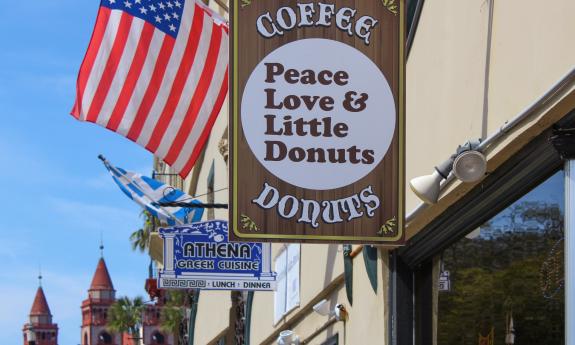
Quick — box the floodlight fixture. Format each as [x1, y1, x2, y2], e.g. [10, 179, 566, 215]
[277, 330, 300, 345]
[312, 299, 331, 316]
[312, 299, 349, 321]
[452, 150, 486, 183]
[409, 140, 486, 204]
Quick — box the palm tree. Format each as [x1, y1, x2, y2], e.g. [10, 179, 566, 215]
[107, 296, 145, 339]
[130, 211, 159, 252]
[160, 291, 189, 345]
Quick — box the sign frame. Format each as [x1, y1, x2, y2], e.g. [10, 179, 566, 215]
[229, 0, 406, 244]
[158, 220, 277, 291]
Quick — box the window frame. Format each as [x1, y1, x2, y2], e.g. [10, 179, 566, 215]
[321, 334, 339, 345]
[391, 112, 575, 345]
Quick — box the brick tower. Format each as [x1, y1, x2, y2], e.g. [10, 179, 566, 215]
[81, 253, 121, 345]
[142, 289, 174, 345]
[23, 276, 58, 345]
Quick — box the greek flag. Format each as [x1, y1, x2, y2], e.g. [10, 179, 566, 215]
[99, 155, 203, 225]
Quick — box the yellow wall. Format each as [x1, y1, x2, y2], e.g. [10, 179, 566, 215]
[249, 247, 388, 345]
[152, 0, 575, 343]
[406, 0, 575, 222]
[406, 0, 489, 210]
[194, 290, 232, 344]
[487, 0, 575, 132]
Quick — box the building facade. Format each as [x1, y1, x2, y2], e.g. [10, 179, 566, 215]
[149, 0, 575, 344]
[81, 257, 122, 345]
[81, 257, 174, 345]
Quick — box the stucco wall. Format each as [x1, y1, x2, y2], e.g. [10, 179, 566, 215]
[188, 97, 231, 344]
[249, 247, 388, 345]
[164, 0, 575, 343]
[194, 290, 232, 344]
[487, 0, 575, 133]
[406, 0, 575, 213]
[250, 244, 345, 344]
[406, 0, 489, 211]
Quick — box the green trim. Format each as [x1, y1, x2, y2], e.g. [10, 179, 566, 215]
[406, 0, 424, 57]
[343, 245, 353, 306]
[363, 246, 379, 293]
[188, 290, 200, 345]
[407, 0, 419, 33]
[207, 160, 215, 189]
[244, 291, 254, 345]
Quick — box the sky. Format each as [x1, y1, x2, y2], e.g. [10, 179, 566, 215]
[0, 1, 153, 344]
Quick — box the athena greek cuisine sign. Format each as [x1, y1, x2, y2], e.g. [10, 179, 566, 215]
[158, 221, 276, 290]
[230, 1, 405, 243]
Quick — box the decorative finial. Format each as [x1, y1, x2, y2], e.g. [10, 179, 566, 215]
[100, 232, 105, 258]
[38, 265, 43, 287]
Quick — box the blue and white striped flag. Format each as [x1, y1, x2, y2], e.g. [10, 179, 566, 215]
[99, 156, 203, 225]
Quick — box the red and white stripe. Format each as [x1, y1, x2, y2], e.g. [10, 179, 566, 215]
[72, 1, 228, 178]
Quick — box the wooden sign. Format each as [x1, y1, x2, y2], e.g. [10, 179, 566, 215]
[229, 0, 405, 244]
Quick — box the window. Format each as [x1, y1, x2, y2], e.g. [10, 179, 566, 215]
[152, 331, 165, 344]
[274, 244, 301, 324]
[207, 160, 215, 220]
[98, 331, 113, 344]
[393, 121, 570, 345]
[321, 334, 339, 345]
[437, 172, 565, 344]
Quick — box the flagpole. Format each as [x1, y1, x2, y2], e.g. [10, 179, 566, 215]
[98, 155, 185, 225]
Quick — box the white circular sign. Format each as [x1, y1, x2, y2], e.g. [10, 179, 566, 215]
[241, 38, 396, 190]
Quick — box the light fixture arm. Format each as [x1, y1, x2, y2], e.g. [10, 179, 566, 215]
[435, 139, 483, 178]
[411, 139, 485, 205]
[435, 157, 455, 179]
[456, 139, 483, 154]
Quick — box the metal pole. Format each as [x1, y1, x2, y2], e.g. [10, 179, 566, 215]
[406, 67, 575, 222]
[98, 155, 184, 225]
[566, 159, 575, 345]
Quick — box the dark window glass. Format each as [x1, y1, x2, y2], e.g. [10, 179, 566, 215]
[207, 160, 215, 220]
[407, 0, 420, 33]
[321, 334, 339, 345]
[99, 331, 113, 344]
[438, 172, 565, 344]
[152, 332, 165, 344]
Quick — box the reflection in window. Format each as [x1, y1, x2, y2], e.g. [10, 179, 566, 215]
[438, 172, 565, 344]
[98, 331, 113, 344]
[152, 331, 165, 343]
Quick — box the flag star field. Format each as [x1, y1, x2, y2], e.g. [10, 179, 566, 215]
[103, 0, 185, 37]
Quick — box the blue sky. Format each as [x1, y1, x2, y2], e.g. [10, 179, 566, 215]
[0, 1, 152, 344]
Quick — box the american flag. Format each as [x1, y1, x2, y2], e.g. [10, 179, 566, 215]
[72, 0, 229, 178]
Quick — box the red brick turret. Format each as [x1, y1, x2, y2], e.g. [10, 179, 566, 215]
[81, 257, 120, 345]
[30, 287, 51, 316]
[90, 258, 114, 291]
[23, 285, 58, 345]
